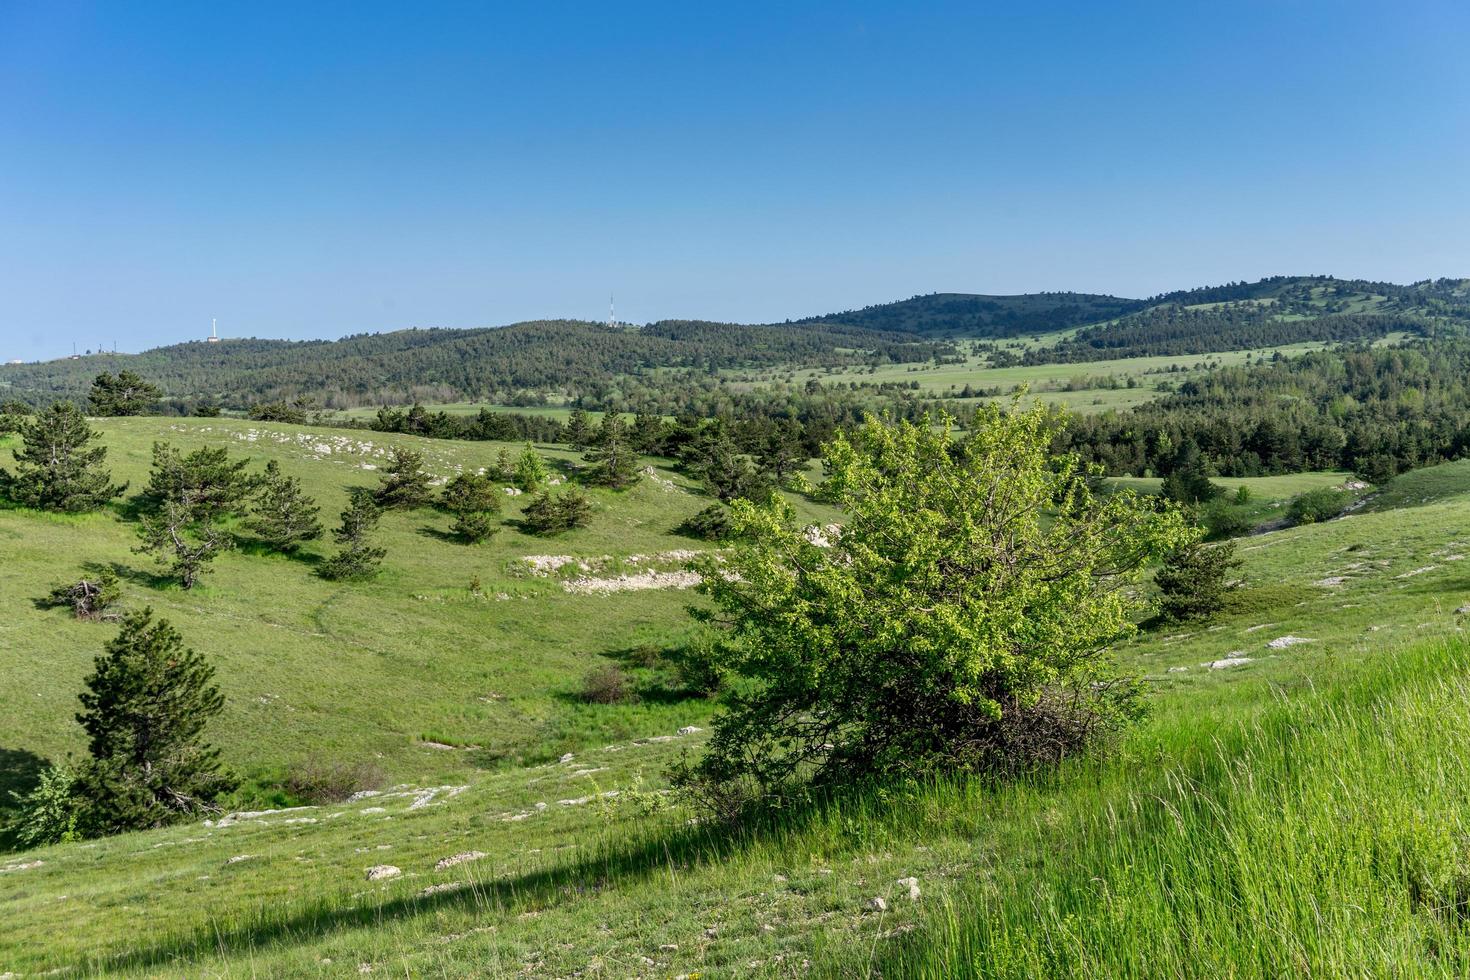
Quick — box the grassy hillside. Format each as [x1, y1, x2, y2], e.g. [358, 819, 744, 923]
[0, 417, 833, 801]
[7, 421, 1470, 974]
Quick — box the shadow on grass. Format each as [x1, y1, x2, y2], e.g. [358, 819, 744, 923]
[81, 788, 853, 975]
[231, 538, 324, 566]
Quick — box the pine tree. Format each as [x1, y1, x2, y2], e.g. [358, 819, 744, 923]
[439, 472, 501, 543]
[87, 371, 162, 416]
[564, 407, 593, 450]
[1155, 539, 1243, 620]
[522, 489, 592, 535]
[244, 460, 323, 552]
[583, 415, 640, 489]
[321, 489, 387, 580]
[514, 444, 549, 491]
[140, 442, 255, 522]
[73, 609, 237, 835]
[373, 447, 432, 509]
[0, 402, 125, 512]
[135, 497, 230, 590]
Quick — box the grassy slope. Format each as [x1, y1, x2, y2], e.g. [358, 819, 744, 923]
[0, 417, 831, 797]
[7, 429, 1470, 975]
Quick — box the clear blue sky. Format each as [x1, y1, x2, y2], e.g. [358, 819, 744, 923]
[2, 1, 1467, 360]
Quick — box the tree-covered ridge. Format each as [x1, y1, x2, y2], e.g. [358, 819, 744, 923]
[1058, 341, 1470, 480]
[0, 319, 952, 409]
[797, 291, 1146, 337]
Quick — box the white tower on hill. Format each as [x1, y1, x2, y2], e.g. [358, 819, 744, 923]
[207, 318, 220, 343]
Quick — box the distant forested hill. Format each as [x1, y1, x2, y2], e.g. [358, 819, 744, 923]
[4, 277, 1467, 408]
[0, 319, 952, 409]
[798, 291, 1146, 337]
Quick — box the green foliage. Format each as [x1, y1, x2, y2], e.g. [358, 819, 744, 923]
[513, 444, 549, 491]
[321, 490, 387, 580]
[140, 442, 255, 523]
[564, 407, 593, 449]
[439, 471, 502, 543]
[0, 399, 34, 434]
[1289, 487, 1350, 525]
[1198, 498, 1252, 540]
[522, 488, 592, 535]
[582, 415, 640, 489]
[5, 763, 81, 847]
[73, 609, 237, 835]
[373, 447, 433, 509]
[47, 567, 123, 620]
[0, 402, 125, 512]
[1155, 539, 1244, 621]
[1233, 485, 1252, 504]
[135, 498, 230, 589]
[684, 405, 1187, 802]
[248, 400, 309, 424]
[675, 503, 732, 541]
[244, 460, 323, 552]
[87, 370, 162, 416]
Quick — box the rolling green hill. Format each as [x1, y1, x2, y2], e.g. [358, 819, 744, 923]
[8, 417, 1470, 974]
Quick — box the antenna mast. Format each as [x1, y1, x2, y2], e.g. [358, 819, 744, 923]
[607, 294, 615, 330]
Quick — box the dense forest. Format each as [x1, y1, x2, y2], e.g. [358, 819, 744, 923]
[1058, 341, 1470, 480]
[797, 291, 1145, 337]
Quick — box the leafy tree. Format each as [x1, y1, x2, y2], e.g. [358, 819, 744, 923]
[373, 447, 433, 509]
[87, 370, 162, 416]
[321, 489, 387, 580]
[439, 472, 501, 543]
[522, 488, 592, 535]
[564, 407, 593, 449]
[1155, 539, 1244, 621]
[140, 442, 255, 522]
[73, 610, 236, 835]
[680, 406, 1186, 806]
[135, 498, 230, 589]
[514, 444, 549, 491]
[0, 402, 126, 512]
[244, 460, 323, 552]
[5, 763, 82, 847]
[583, 414, 641, 489]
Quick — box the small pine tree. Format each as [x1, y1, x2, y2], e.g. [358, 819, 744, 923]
[73, 609, 237, 835]
[135, 497, 230, 590]
[0, 402, 125, 512]
[514, 444, 549, 491]
[564, 407, 593, 450]
[583, 415, 640, 489]
[1155, 539, 1244, 621]
[87, 370, 162, 416]
[322, 489, 387, 580]
[439, 472, 501, 543]
[522, 489, 592, 535]
[373, 447, 432, 509]
[245, 460, 323, 552]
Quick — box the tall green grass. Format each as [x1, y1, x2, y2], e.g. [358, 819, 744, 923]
[861, 638, 1470, 977]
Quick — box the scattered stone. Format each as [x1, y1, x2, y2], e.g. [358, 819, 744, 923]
[225, 854, 256, 865]
[1167, 666, 1189, 673]
[677, 726, 703, 736]
[1456, 605, 1470, 615]
[0, 860, 43, 873]
[1243, 624, 1275, 633]
[1314, 576, 1346, 587]
[421, 882, 467, 897]
[868, 896, 888, 912]
[362, 807, 386, 814]
[559, 752, 575, 763]
[366, 865, 401, 881]
[419, 741, 457, 751]
[1206, 657, 1253, 670]
[659, 944, 679, 952]
[434, 851, 486, 871]
[897, 876, 921, 900]
[1266, 636, 1314, 649]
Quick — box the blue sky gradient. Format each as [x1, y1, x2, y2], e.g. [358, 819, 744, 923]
[2, 0, 1467, 359]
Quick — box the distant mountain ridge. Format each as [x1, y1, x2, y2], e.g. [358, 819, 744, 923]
[2, 276, 1466, 408]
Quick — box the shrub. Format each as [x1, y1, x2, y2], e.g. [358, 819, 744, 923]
[282, 758, 385, 804]
[681, 405, 1186, 807]
[581, 664, 634, 705]
[1288, 487, 1350, 525]
[5, 763, 82, 848]
[1200, 499, 1252, 540]
[676, 503, 732, 541]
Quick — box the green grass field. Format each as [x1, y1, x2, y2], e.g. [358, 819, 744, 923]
[7, 419, 1470, 975]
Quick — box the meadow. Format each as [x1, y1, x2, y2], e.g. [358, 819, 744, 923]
[6, 417, 1470, 975]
